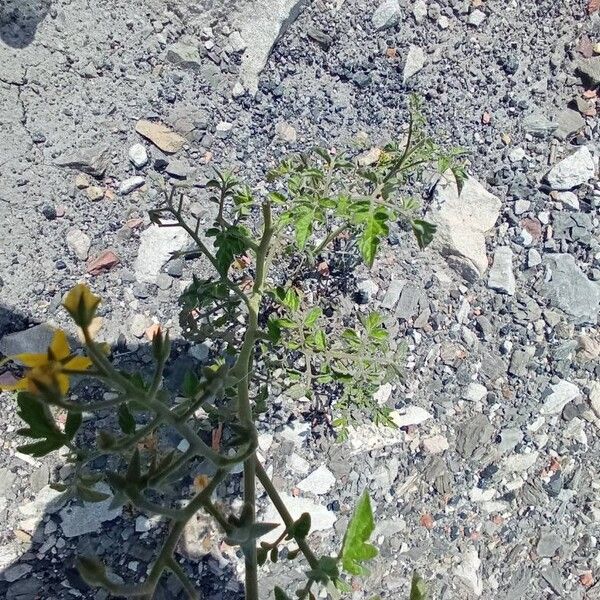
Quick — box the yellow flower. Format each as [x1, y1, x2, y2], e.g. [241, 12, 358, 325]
[63, 284, 101, 328]
[0, 330, 92, 395]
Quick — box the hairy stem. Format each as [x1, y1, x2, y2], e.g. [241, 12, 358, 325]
[255, 459, 319, 570]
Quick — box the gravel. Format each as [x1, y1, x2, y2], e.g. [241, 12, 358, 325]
[2, 1, 600, 598]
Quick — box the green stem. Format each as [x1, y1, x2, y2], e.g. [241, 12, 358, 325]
[255, 459, 319, 570]
[312, 222, 348, 256]
[166, 558, 199, 600]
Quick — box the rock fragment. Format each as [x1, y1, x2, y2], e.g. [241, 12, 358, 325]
[236, 0, 307, 93]
[60, 483, 121, 538]
[428, 172, 501, 279]
[488, 246, 516, 295]
[118, 176, 145, 195]
[56, 145, 111, 178]
[403, 45, 426, 82]
[545, 146, 596, 190]
[129, 143, 148, 168]
[540, 380, 580, 415]
[372, 0, 401, 30]
[135, 120, 186, 154]
[134, 224, 191, 284]
[66, 228, 91, 260]
[541, 254, 600, 324]
[297, 465, 336, 495]
[390, 406, 432, 427]
[262, 492, 336, 544]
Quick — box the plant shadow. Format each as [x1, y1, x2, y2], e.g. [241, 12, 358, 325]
[0, 0, 51, 48]
[0, 305, 245, 599]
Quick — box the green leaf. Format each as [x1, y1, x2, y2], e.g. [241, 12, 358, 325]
[304, 307, 322, 328]
[339, 490, 378, 576]
[274, 587, 291, 600]
[409, 572, 427, 600]
[16, 393, 60, 439]
[270, 546, 279, 563]
[17, 438, 63, 458]
[295, 206, 316, 249]
[76, 484, 110, 503]
[257, 547, 268, 566]
[282, 288, 301, 312]
[118, 403, 136, 435]
[411, 219, 436, 250]
[182, 371, 201, 397]
[76, 556, 109, 587]
[352, 204, 390, 268]
[212, 225, 252, 275]
[313, 330, 327, 352]
[291, 512, 311, 538]
[64, 411, 82, 440]
[126, 448, 141, 483]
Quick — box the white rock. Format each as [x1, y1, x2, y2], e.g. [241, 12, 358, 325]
[372, 0, 401, 30]
[135, 516, 152, 532]
[374, 383, 393, 405]
[134, 223, 191, 284]
[118, 176, 145, 195]
[262, 492, 336, 543]
[488, 246, 516, 295]
[232, 81, 246, 98]
[514, 199, 530, 215]
[589, 381, 600, 418]
[527, 248, 542, 268]
[280, 420, 310, 447]
[287, 453, 310, 475]
[128, 143, 148, 168]
[236, 0, 306, 93]
[275, 120, 297, 143]
[546, 146, 596, 190]
[563, 417, 587, 445]
[390, 406, 432, 427]
[412, 0, 427, 23]
[19, 485, 66, 518]
[540, 379, 580, 415]
[428, 171, 501, 279]
[508, 147, 526, 162]
[215, 121, 233, 138]
[554, 191, 579, 210]
[455, 547, 483, 597]
[503, 451, 539, 473]
[403, 45, 426, 83]
[469, 487, 496, 502]
[468, 9, 486, 27]
[464, 382, 487, 402]
[422, 435, 449, 454]
[438, 15, 450, 29]
[66, 228, 91, 261]
[228, 30, 247, 52]
[297, 464, 336, 495]
[130, 314, 150, 338]
[258, 433, 274, 453]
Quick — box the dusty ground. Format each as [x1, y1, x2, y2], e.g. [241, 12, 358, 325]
[2, 0, 600, 599]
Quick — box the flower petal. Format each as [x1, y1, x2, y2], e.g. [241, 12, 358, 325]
[64, 356, 93, 371]
[49, 330, 70, 361]
[0, 377, 29, 392]
[56, 373, 70, 395]
[10, 352, 48, 367]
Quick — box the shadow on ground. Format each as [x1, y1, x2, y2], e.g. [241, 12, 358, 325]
[0, 305, 244, 599]
[0, 0, 51, 48]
